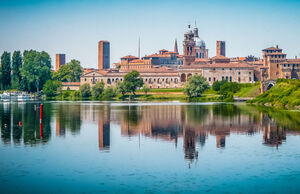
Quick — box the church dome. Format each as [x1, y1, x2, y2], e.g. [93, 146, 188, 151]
[194, 37, 206, 48]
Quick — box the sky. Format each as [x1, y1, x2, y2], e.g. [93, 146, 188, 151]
[0, 0, 300, 69]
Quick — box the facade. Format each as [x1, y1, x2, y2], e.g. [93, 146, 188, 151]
[98, 41, 110, 70]
[56, 54, 66, 71]
[262, 46, 300, 80]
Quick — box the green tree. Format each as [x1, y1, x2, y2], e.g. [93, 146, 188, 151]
[212, 80, 227, 92]
[1, 51, 11, 90]
[184, 75, 209, 98]
[43, 80, 62, 97]
[53, 59, 83, 82]
[219, 82, 240, 96]
[102, 86, 116, 99]
[21, 50, 51, 92]
[116, 81, 127, 97]
[79, 83, 91, 98]
[142, 85, 150, 96]
[124, 70, 143, 96]
[12, 51, 22, 89]
[92, 82, 105, 99]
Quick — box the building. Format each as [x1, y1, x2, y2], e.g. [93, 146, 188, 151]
[262, 46, 300, 80]
[56, 54, 66, 71]
[216, 41, 226, 56]
[98, 41, 110, 70]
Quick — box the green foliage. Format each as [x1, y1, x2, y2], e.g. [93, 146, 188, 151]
[52, 59, 83, 82]
[124, 70, 143, 96]
[92, 82, 105, 99]
[21, 50, 51, 92]
[1, 51, 11, 90]
[184, 74, 209, 98]
[212, 80, 227, 91]
[62, 90, 71, 99]
[142, 86, 150, 95]
[43, 80, 62, 97]
[235, 83, 260, 97]
[12, 51, 22, 89]
[219, 82, 241, 96]
[79, 83, 91, 98]
[116, 81, 127, 97]
[102, 86, 116, 99]
[248, 79, 300, 109]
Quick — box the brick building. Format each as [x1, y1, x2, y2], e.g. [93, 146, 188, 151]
[98, 41, 110, 70]
[56, 54, 66, 71]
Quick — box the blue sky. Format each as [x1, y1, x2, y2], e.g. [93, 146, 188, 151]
[0, 0, 300, 68]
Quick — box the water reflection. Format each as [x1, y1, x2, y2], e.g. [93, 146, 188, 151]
[0, 102, 299, 159]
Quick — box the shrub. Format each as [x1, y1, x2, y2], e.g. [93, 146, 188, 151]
[43, 80, 62, 97]
[79, 83, 91, 98]
[212, 80, 227, 91]
[92, 82, 105, 99]
[184, 75, 209, 98]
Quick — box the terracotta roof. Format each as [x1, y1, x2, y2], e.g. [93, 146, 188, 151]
[263, 46, 282, 51]
[200, 63, 255, 68]
[282, 59, 300, 64]
[62, 82, 80, 86]
[165, 51, 177, 54]
[143, 54, 171, 58]
[130, 59, 145, 63]
[211, 55, 230, 60]
[121, 55, 139, 59]
[159, 49, 168, 52]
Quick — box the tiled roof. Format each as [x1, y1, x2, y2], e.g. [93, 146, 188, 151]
[121, 55, 139, 59]
[262, 46, 282, 51]
[62, 82, 80, 86]
[200, 63, 255, 68]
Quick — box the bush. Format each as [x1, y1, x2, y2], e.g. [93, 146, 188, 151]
[184, 75, 209, 98]
[43, 80, 62, 97]
[212, 80, 227, 91]
[62, 90, 71, 99]
[92, 82, 105, 99]
[102, 86, 116, 99]
[79, 83, 91, 98]
[219, 82, 241, 96]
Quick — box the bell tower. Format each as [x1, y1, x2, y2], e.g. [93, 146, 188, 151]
[183, 25, 196, 65]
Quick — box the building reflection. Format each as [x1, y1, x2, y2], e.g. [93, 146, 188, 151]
[98, 106, 110, 150]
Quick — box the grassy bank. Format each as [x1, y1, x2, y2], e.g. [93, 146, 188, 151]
[235, 83, 260, 98]
[247, 79, 300, 109]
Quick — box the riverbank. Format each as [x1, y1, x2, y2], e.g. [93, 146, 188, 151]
[247, 79, 300, 109]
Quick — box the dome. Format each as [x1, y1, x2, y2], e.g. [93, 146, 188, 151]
[194, 37, 206, 48]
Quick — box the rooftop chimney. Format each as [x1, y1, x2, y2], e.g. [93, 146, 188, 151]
[276, 45, 278, 48]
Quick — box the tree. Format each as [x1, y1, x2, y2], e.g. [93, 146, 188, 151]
[12, 51, 22, 89]
[53, 59, 83, 82]
[92, 82, 105, 99]
[79, 83, 91, 98]
[1, 51, 11, 90]
[102, 86, 116, 99]
[184, 75, 209, 98]
[21, 50, 51, 93]
[116, 81, 127, 97]
[212, 80, 227, 92]
[124, 70, 143, 96]
[142, 86, 150, 96]
[219, 82, 240, 96]
[43, 80, 62, 97]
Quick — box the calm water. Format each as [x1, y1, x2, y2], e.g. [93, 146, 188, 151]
[0, 101, 300, 193]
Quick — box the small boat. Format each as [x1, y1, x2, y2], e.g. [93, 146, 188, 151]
[1, 92, 10, 100]
[17, 93, 31, 101]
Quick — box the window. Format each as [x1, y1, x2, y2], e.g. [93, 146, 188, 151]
[222, 68, 225, 70]
[209, 77, 211, 81]
[213, 68, 216, 70]
[230, 76, 232, 82]
[277, 64, 279, 68]
[222, 76, 224, 80]
[230, 68, 232, 70]
[226, 76, 228, 80]
[249, 72, 251, 75]
[238, 72, 240, 75]
[84, 78, 87, 81]
[213, 77, 216, 81]
[249, 77, 251, 81]
[238, 77, 240, 82]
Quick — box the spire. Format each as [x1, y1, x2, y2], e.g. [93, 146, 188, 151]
[138, 37, 140, 59]
[174, 39, 178, 54]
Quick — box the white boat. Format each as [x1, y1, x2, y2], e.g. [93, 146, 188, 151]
[17, 93, 31, 101]
[1, 92, 10, 100]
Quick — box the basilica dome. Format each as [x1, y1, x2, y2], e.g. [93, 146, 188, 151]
[194, 37, 206, 48]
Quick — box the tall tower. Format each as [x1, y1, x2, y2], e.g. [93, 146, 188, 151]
[98, 41, 110, 70]
[216, 41, 225, 56]
[183, 25, 196, 65]
[174, 39, 178, 54]
[55, 54, 66, 71]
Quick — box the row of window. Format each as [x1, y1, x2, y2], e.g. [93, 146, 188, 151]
[283, 64, 300, 67]
[207, 76, 252, 82]
[85, 77, 179, 84]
